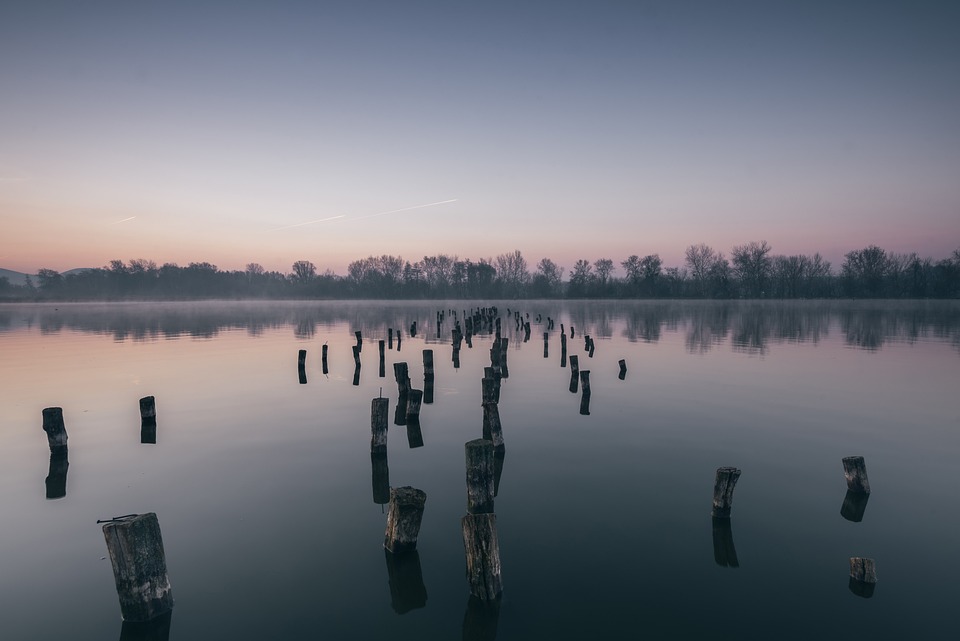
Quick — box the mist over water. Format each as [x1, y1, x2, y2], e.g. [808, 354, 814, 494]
[0, 300, 957, 640]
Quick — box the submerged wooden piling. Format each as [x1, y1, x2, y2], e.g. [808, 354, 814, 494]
[712, 517, 740, 568]
[618, 359, 627, 380]
[840, 490, 870, 522]
[101, 513, 174, 622]
[42, 407, 68, 452]
[352, 345, 361, 367]
[568, 355, 580, 393]
[384, 487, 427, 553]
[461, 513, 502, 600]
[842, 456, 871, 494]
[139, 396, 156, 420]
[423, 349, 434, 378]
[482, 402, 505, 451]
[379, 340, 386, 378]
[46, 451, 69, 499]
[482, 377, 497, 405]
[465, 439, 495, 514]
[371, 398, 389, 454]
[394, 362, 411, 397]
[298, 349, 308, 384]
[406, 389, 424, 419]
[322, 344, 329, 374]
[355, 330, 363, 351]
[371, 453, 390, 505]
[384, 548, 428, 614]
[849, 557, 877, 598]
[711, 467, 741, 518]
[579, 370, 591, 415]
[388, 328, 394, 348]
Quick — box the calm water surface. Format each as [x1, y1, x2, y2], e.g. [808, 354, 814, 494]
[1, 300, 958, 640]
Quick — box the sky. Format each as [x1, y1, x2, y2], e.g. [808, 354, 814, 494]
[1, 0, 958, 276]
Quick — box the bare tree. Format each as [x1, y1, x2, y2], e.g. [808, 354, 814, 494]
[594, 258, 614, 285]
[495, 250, 529, 297]
[731, 240, 772, 298]
[685, 244, 718, 295]
[291, 260, 317, 283]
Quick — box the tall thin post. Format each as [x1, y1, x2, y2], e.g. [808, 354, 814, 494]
[711, 467, 741, 518]
[371, 398, 389, 454]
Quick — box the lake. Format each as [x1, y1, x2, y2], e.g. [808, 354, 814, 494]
[1, 300, 958, 640]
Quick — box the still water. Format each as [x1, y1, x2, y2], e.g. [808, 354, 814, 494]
[0, 300, 958, 640]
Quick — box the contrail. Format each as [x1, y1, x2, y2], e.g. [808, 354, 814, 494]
[272, 215, 346, 231]
[350, 199, 458, 221]
[272, 199, 457, 231]
[108, 216, 136, 225]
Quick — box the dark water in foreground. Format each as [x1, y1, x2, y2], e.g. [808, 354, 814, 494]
[0, 300, 957, 640]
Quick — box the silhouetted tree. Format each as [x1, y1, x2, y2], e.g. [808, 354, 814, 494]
[731, 241, 772, 298]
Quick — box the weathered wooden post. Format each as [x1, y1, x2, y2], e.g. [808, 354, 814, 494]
[712, 517, 739, 568]
[842, 456, 871, 494]
[353, 364, 361, 386]
[42, 407, 68, 452]
[482, 402, 505, 451]
[461, 513, 502, 600]
[355, 330, 363, 351]
[45, 451, 69, 499]
[499, 337, 509, 379]
[465, 439, 495, 514]
[384, 487, 427, 553]
[379, 340, 386, 378]
[322, 344, 329, 375]
[618, 359, 627, 380]
[393, 362, 411, 397]
[453, 347, 461, 369]
[568, 355, 579, 393]
[579, 370, 591, 415]
[849, 557, 877, 598]
[352, 345, 361, 368]
[410, 321, 417, 337]
[396, 329, 402, 351]
[371, 453, 390, 505]
[423, 349, 434, 379]
[406, 389, 423, 420]
[481, 377, 497, 405]
[384, 549, 428, 614]
[543, 332, 548, 358]
[424, 376, 435, 405]
[840, 490, 870, 522]
[588, 339, 595, 358]
[371, 398, 389, 454]
[101, 513, 174, 622]
[570, 325, 575, 338]
[711, 467, 741, 518]
[388, 327, 394, 349]
[139, 396, 157, 421]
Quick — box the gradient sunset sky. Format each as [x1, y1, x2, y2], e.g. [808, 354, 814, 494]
[1, 0, 958, 275]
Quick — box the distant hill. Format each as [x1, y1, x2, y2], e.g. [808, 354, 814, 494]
[0, 267, 95, 286]
[0, 268, 31, 286]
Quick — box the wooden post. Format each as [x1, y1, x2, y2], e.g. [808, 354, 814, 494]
[406, 389, 423, 419]
[379, 340, 386, 378]
[842, 456, 871, 494]
[322, 344, 329, 375]
[45, 451, 69, 500]
[41, 407, 68, 452]
[355, 330, 363, 351]
[384, 487, 427, 553]
[424, 376, 434, 405]
[461, 513, 502, 600]
[423, 349, 434, 378]
[406, 418, 424, 448]
[141, 418, 157, 445]
[849, 557, 877, 598]
[618, 359, 627, 380]
[568, 355, 579, 393]
[388, 328, 394, 349]
[393, 362, 411, 397]
[570, 325, 575, 338]
[139, 396, 156, 420]
[711, 467, 741, 518]
[453, 347, 461, 369]
[543, 332, 549, 358]
[298, 350, 308, 384]
[579, 370, 591, 415]
[102, 513, 174, 622]
[352, 345, 361, 368]
[482, 377, 497, 404]
[371, 452, 390, 505]
[371, 398, 389, 454]
[465, 439, 495, 514]
[396, 329, 402, 350]
[384, 549, 428, 614]
[482, 402, 505, 451]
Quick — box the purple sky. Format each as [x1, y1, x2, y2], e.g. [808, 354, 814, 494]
[2, 0, 958, 276]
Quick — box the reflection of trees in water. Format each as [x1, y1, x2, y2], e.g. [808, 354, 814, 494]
[0, 301, 957, 353]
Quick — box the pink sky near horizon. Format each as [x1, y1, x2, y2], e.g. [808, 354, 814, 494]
[2, 2, 958, 277]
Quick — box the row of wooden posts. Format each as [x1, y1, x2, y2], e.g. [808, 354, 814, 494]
[39, 307, 879, 623]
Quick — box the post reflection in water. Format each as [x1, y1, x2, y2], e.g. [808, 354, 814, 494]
[45, 451, 69, 500]
[712, 517, 740, 568]
[406, 417, 424, 448]
[462, 594, 500, 641]
[371, 453, 390, 505]
[394, 397, 407, 427]
[141, 418, 157, 445]
[849, 577, 876, 599]
[352, 364, 361, 386]
[424, 376, 434, 404]
[493, 451, 505, 497]
[384, 549, 427, 614]
[840, 490, 870, 523]
[118, 611, 172, 641]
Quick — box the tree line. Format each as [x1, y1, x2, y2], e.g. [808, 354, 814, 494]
[3, 242, 958, 300]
